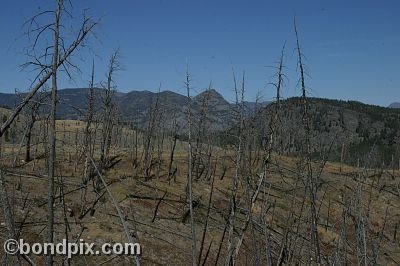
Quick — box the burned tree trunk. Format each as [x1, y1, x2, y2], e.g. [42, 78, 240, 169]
[100, 49, 120, 168]
[46, 1, 62, 265]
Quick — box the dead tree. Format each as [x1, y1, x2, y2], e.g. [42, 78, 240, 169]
[193, 83, 212, 180]
[294, 17, 321, 264]
[0, 9, 96, 139]
[10, 89, 47, 165]
[236, 45, 286, 264]
[143, 85, 162, 180]
[80, 59, 96, 215]
[185, 66, 197, 266]
[4, 2, 98, 265]
[46, 2, 62, 265]
[198, 170, 215, 264]
[167, 109, 179, 183]
[155, 120, 165, 179]
[225, 70, 245, 266]
[23, 92, 47, 162]
[100, 49, 121, 167]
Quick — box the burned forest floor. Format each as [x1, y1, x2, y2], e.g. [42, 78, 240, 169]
[0, 119, 400, 265]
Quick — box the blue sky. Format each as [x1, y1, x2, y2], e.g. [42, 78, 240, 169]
[0, 0, 399, 106]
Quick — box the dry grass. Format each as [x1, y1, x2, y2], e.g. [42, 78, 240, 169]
[0, 119, 399, 265]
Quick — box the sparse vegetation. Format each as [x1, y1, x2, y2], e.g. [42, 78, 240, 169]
[0, 2, 399, 266]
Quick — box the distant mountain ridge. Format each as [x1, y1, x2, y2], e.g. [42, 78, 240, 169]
[1, 88, 399, 167]
[0, 88, 269, 132]
[389, 102, 400, 108]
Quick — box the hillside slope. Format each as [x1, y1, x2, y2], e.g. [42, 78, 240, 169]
[389, 102, 400, 108]
[251, 97, 400, 167]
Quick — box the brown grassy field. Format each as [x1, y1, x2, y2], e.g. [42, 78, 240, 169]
[0, 119, 399, 265]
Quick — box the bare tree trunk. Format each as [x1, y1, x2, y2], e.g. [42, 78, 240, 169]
[81, 59, 96, 215]
[46, 2, 61, 265]
[193, 83, 212, 180]
[198, 172, 215, 264]
[294, 17, 321, 264]
[24, 113, 36, 162]
[225, 70, 245, 266]
[185, 66, 197, 266]
[143, 86, 161, 180]
[168, 132, 178, 183]
[22, 92, 44, 163]
[167, 112, 178, 183]
[100, 50, 120, 168]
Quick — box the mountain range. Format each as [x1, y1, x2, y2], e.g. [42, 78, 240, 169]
[0, 88, 269, 132]
[0, 88, 399, 167]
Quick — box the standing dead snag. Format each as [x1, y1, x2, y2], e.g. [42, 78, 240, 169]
[80, 59, 96, 215]
[193, 82, 212, 181]
[167, 111, 178, 183]
[228, 45, 286, 264]
[84, 59, 96, 178]
[47, 2, 62, 265]
[143, 85, 162, 180]
[294, 16, 321, 265]
[3, 1, 97, 264]
[100, 49, 121, 168]
[198, 170, 215, 264]
[20, 91, 46, 163]
[185, 65, 198, 266]
[225, 70, 245, 266]
[155, 126, 165, 179]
